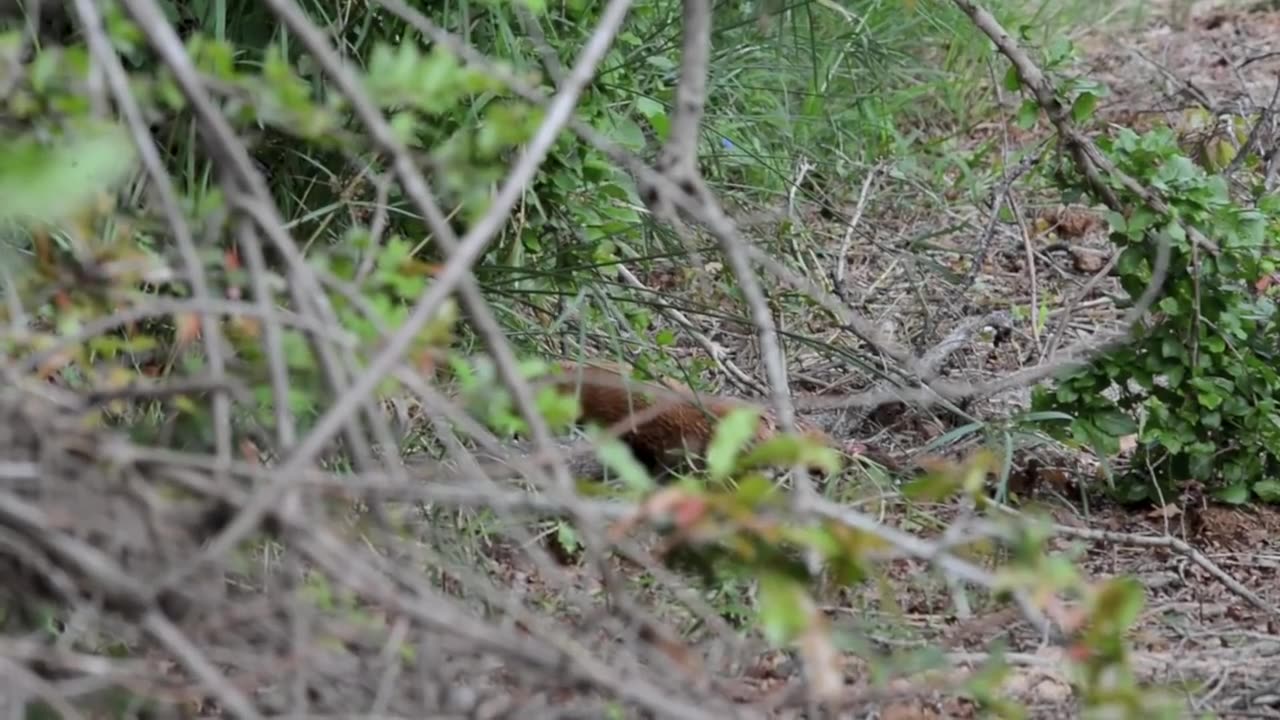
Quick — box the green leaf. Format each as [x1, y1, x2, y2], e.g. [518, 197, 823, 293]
[302, 572, 334, 610]
[1188, 452, 1214, 480]
[923, 421, 984, 452]
[1157, 296, 1181, 314]
[737, 433, 841, 476]
[555, 522, 580, 553]
[1213, 483, 1250, 505]
[1252, 479, 1280, 503]
[634, 96, 665, 120]
[1017, 410, 1076, 424]
[1070, 91, 1098, 123]
[645, 55, 677, 72]
[902, 471, 962, 502]
[1091, 576, 1144, 633]
[756, 572, 811, 646]
[1015, 99, 1039, 130]
[734, 474, 779, 506]
[706, 407, 761, 482]
[593, 435, 654, 493]
[613, 116, 647, 151]
[535, 386, 581, 431]
[1093, 410, 1137, 437]
[1046, 36, 1073, 64]
[389, 111, 419, 145]
[1002, 65, 1022, 91]
[1196, 390, 1224, 410]
[0, 122, 138, 224]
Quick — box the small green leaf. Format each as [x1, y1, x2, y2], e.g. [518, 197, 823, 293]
[1002, 65, 1022, 91]
[1093, 410, 1137, 437]
[1252, 479, 1280, 503]
[1188, 452, 1214, 480]
[634, 96, 665, 120]
[536, 386, 581, 431]
[1091, 576, 1144, 633]
[1017, 410, 1075, 423]
[1046, 36, 1073, 64]
[613, 116, 647, 151]
[301, 573, 334, 610]
[706, 407, 761, 482]
[1196, 391, 1224, 410]
[737, 433, 841, 476]
[734, 474, 779, 506]
[0, 122, 138, 224]
[1015, 99, 1039, 129]
[1213, 483, 1250, 504]
[555, 522, 580, 553]
[1070, 91, 1098, 123]
[756, 572, 811, 646]
[389, 111, 419, 145]
[593, 435, 654, 493]
[902, 471, 962, 502]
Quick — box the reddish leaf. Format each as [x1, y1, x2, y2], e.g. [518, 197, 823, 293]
[175, 313, 201, 346]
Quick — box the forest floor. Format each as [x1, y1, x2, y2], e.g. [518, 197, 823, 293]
[855, 1, 1280, 716]
[816, 1, 1280, 715]
[484, 1, 1280, 717]
[639, 0, 1280, 716]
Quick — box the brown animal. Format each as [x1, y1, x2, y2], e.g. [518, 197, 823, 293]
[546, 361, 837, 476]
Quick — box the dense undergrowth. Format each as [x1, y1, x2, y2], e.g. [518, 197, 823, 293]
[0, 0, 1257, 717]
[1, 0, 1099, 445]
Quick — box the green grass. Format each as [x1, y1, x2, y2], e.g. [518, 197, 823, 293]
[40, 0, 1113, 366]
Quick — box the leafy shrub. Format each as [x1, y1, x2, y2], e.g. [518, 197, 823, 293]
[1034, 124, 1280, 504]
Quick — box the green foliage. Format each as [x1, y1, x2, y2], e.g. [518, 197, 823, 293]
[1033, 125, 1280, 503]
[705, 406, 762, 482]
[736, 430, 842, 477]
[0, 120, 138, 224]
[592, 433, 656, 492]
[0, 1, 1180, 715]
[615, 451, 1177, 717]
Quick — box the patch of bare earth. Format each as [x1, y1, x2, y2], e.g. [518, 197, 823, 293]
[1081, 0, 1280, 125]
